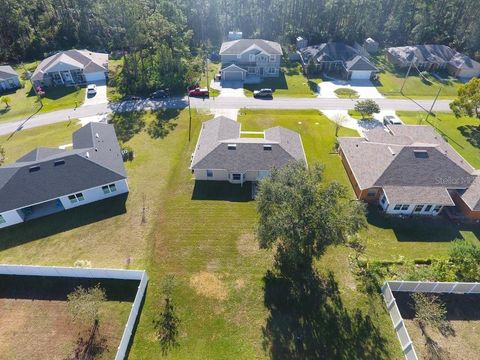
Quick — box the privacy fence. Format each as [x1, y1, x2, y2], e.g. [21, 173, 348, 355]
[0, 264, 148, 360]
[382, 280, 480, 360]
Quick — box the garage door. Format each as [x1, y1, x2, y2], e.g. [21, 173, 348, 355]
[350, 71, 372, 80]
[85, 72, 106, 82]
[223, 71, 244, 81]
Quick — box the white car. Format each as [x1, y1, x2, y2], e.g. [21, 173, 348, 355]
[87, 84, 97, 96]
[383, 115, 403, 125]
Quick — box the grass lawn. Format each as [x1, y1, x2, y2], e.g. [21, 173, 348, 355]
[0, 61, 85, 123]
[198, 61, 220, 97]
[107, 58, 124, 102]
[1, 109, 478, 359]
[397, 111, 480, 168]
[348, 109, 372, 120]
[244, 62, 316, 98]
[371, 54, 461, 99]
[334, 87, 359, 99]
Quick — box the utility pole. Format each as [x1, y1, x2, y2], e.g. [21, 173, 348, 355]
[187, 86, 192, 142]
[400, 56, 415, 95]
[206, 51, 209, 93]
[424, 87, 442, 124]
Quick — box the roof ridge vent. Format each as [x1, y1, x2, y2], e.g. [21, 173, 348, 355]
[85, 151, 90, 158]
[387, 146, 396, 156]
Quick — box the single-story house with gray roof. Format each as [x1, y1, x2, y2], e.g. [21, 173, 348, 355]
[219, 39, 283, 82]
[338, 125, 480, 219]
[0, 65, 20, 92]
[0, 123, 128, 229]
[386, 45, 480, 79]
[190, 116, 306, 185]
[298, 42, 378, 80]
[32, 49, 108, 87]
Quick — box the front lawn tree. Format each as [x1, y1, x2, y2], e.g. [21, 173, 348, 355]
[154, 275, 180, 356]
[354, 99, 380, 120]
[0, 145, 5, 165]
[1, 96, 11, 108]
[450, 78, 480, 122]
[255, 161, 367, 273]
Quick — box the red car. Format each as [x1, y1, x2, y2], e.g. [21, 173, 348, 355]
[188, 87, 209, 97]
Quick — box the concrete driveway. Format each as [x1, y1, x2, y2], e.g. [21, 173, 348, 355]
[83, 80, 108, 106]
[211, 80, 246, 98]
[318, 79, 384, 99]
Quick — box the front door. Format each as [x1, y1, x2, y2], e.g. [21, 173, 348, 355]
[259, 67, 264, 77]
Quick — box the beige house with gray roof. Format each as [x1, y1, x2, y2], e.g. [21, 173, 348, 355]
[190, 116, 306, 185]
[32, 49, 108, 87]
[338, 125, 480, 219]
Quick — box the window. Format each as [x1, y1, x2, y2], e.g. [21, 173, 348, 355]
[268, 67, 277, 74]
[29, 166, 40, 173]
[263, 145, 272, 151]
[367, 189, 377, 197]
[0, 215, 5, 224]
[249, 54, 256, 62]
[433, 205, 442, 212]
[424, 205, 432, 212]
[414, 205, 424, 212]
[54, 160, 65, 166]
[227, 144, 237, 150]
[247, 67, 256, 74]
[269, 55, 276, 62]
[380, 196, 386, 205]
[401, 204, 409, 210]
[68, 193, 85, 204]
[207, 170, 213, 177]
[102, 183, 117, 194]
[232, 174, 241, 181]
[414, 150, 429, 158]
[394, 204, 402, 211]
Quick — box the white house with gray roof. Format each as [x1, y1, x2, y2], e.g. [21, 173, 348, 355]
[219, 39, 283, 82]
[32, 49, 108, 87]
[0, 66, 20, 92]
[338, 125, 480, 219]
[190, 117, 306, 185]
[0, 123, 128, 229]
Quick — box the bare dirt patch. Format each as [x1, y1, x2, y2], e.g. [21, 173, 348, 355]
[190, 272, 228, 301]
[395, 292, 480, 360]
[237, 233, 260, 257]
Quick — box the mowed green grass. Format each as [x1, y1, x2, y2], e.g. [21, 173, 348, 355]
[244, 63, 316, 98]
[0, 62, 85, 123]
[372, 54, 461, 99]
[1, 109, 477, 359]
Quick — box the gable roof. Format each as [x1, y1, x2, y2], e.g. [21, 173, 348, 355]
[0, 66, 18, 81]
[32, 50, 108, 81]
[220, 39, 282, 56]
[0, 123, 126, 213]
[191, 117, 306, 172]
[338, 125, 478, 206]
[299, 42, 377, 71]
[387, 45, 480, 70]
[461, 175, 480, 211]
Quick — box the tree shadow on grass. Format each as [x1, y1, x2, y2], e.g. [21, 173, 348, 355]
[110, 111, 146, 142]
[191, 181, 253, 202]
[365, 205, 478, 242]
[0, 194, 128, 251]
[262, 269, 390, 359]
[147, 108, 180, 139]
[457, 125, 480, 149]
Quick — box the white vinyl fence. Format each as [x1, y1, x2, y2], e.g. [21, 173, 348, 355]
[382, 280, 480, 360]
[0, 264, 148, 360]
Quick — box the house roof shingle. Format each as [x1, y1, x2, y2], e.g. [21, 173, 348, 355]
[0, 123, 126, 213]
[191, 117, 306, 172]
[32, 50, 108, 81]
[0, 66, 18, 81]
[339, 125, 479, 207]
[219, 39, 282, 56]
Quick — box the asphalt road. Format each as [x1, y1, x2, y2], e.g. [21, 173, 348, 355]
[0, 96, 452, 136]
